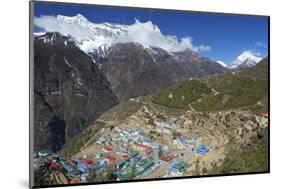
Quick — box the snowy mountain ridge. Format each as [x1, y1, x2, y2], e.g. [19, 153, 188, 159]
[228, 50, 262, 70]
[34, 13, 210, 61]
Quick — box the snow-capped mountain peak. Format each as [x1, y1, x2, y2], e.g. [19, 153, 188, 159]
[57, 14, 129, 38]
[228, 50, 262, 70]
[54, 14, 130, 60]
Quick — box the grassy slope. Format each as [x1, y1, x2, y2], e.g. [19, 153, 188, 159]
[152, 80, 211, 109]
[238, 57, 269, 114]
[193, 74, 267, 111]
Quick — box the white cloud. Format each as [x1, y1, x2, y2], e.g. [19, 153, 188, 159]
[113, 19, 211, 52]
[34, 15, 211, 53]
[34, 15, 95, 41]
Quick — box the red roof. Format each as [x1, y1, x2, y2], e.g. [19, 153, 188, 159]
[83, 159, 94, 165]
[103, 145, 113, 152]
[48, 162, 60, 169]
[160, 153, 174, 162]
[133, 142, 152, 151]
[69, 178, 80, 184]
[104, 154, 117, 163]
[120, 154, 129, 160]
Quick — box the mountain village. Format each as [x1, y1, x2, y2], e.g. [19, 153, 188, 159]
[34, 96, 268, 185]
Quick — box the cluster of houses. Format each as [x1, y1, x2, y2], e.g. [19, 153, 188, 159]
[34, 117, 210, 184]
[153, 117, 182, 135]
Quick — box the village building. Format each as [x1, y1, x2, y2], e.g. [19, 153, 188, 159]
[102, 145, 113, 153]
[104, 154, 117, 164]
[170, 161, 189, 175]
[132, 142, 153, 158]
[196, 144, 209, 155]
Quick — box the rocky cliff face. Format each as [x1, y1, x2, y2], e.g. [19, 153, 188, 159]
[172, 49, 227, 77]
[100, 43, 227, 101]
[100, 43, 175, 101]
[33, 32, 118, 151]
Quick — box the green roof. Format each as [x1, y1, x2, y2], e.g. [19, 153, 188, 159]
[173, 161, 189, 170]
[118, 173, 130, 181]
[136, 159, 154, 174]
[128, 149, 138, 157]
[96, 153, 103, 158]
[115, 160, 127, 167]
[136, 159, 149, 167]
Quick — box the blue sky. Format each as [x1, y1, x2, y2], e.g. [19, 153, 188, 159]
[34, 1, 268, 65]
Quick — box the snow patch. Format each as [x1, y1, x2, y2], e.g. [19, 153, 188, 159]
[34, 32, 46, 37]
[216, 60, 227, 67]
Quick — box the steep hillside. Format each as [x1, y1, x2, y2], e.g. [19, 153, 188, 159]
[100, 43, 174, 101]
[34, 32, 118, 151]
